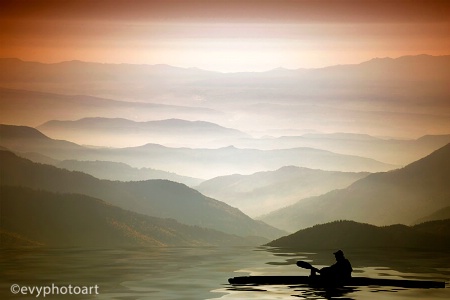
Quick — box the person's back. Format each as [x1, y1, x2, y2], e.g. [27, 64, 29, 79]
[314, 250, 352, 284]
[297, 250, 353, 285]
[330, 255, 352, 280]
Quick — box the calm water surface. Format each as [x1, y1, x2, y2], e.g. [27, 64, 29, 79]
[1, 247, 449, 299]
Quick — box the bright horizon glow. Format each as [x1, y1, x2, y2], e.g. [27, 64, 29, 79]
[1, 1, 449, 72]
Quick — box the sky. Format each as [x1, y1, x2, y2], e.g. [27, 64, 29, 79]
[1, 0, 450, 72]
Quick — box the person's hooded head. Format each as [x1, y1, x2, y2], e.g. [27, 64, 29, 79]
[334, 250, 345, 261]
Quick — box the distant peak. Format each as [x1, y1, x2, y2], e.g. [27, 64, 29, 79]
[363, 54, 444, 65]
[269, 67, 291, 72]
[0, 57, 24, 62]
[221, 145, 237, 150]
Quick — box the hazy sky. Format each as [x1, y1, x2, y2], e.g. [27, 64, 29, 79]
[1, 0, 450, 72]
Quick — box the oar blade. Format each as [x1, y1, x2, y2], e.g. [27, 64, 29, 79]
[296, 261, 313, 269]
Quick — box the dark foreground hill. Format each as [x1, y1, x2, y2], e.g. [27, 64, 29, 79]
[262, 143, 450, 231]
[267, 220, 450, 251]
[0, 150, 284, 239]
[1, 186, 261, 248]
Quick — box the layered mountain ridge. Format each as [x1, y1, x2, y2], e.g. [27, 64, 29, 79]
[0, 150, 284, 240]
[262, 143, 450, 231]
[1, 186, 265, 247]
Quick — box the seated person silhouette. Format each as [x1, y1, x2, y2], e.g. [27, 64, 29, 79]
[297, 250, 353, 285]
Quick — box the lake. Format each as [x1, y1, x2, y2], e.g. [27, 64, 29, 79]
[1, 247, 449, 299]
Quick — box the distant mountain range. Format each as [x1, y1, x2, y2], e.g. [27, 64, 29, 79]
[37, 117, 250, 148]
[414, 206, 450, 224]
[0, 150, 284, 239]
[261, 143, 450, 232]
[0, 125, 202, 186]
[1, 55, 448, 104]
[234, 133, 450, 166]
[266, 219, 450, 251]
[0, 124, 86, 154]
[0, 125, 396, 178]
[1, 55, 449, 138]
[2, 54, 449, 249]
[1, 186, 264, 247]
[109, 144, 394, 178]
[196, 166, 368, 217]
[0, 88, 222, 128]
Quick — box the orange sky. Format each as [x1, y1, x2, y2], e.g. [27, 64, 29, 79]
[1, 0, 450, 72]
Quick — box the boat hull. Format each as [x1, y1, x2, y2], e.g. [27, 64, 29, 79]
[228, 275, 445, 289]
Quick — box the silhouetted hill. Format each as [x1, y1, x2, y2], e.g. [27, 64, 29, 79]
[266, 220, 450, 250]
[56, 160, 203, 186]
[262, 143, 450, 231]
[37, 117, 250, 148]
[196, 166, 368, 217]
[413, 219, 450, 238]
[1, 186, 262, 247]
[0, 151, 284, 239]
[0, 124, 396, 178]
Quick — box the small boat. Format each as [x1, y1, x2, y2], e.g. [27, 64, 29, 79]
[228, 275, 445, 289]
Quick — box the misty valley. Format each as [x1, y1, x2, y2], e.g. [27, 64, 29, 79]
[1, 55, 450, 299]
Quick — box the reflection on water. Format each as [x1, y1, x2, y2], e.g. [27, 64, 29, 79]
[226, 284, 359, 300]
[0, 247, 449, 299]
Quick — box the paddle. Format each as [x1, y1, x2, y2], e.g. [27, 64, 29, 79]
[296, 261, 320, 273]
[296, 261, 313, 269]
